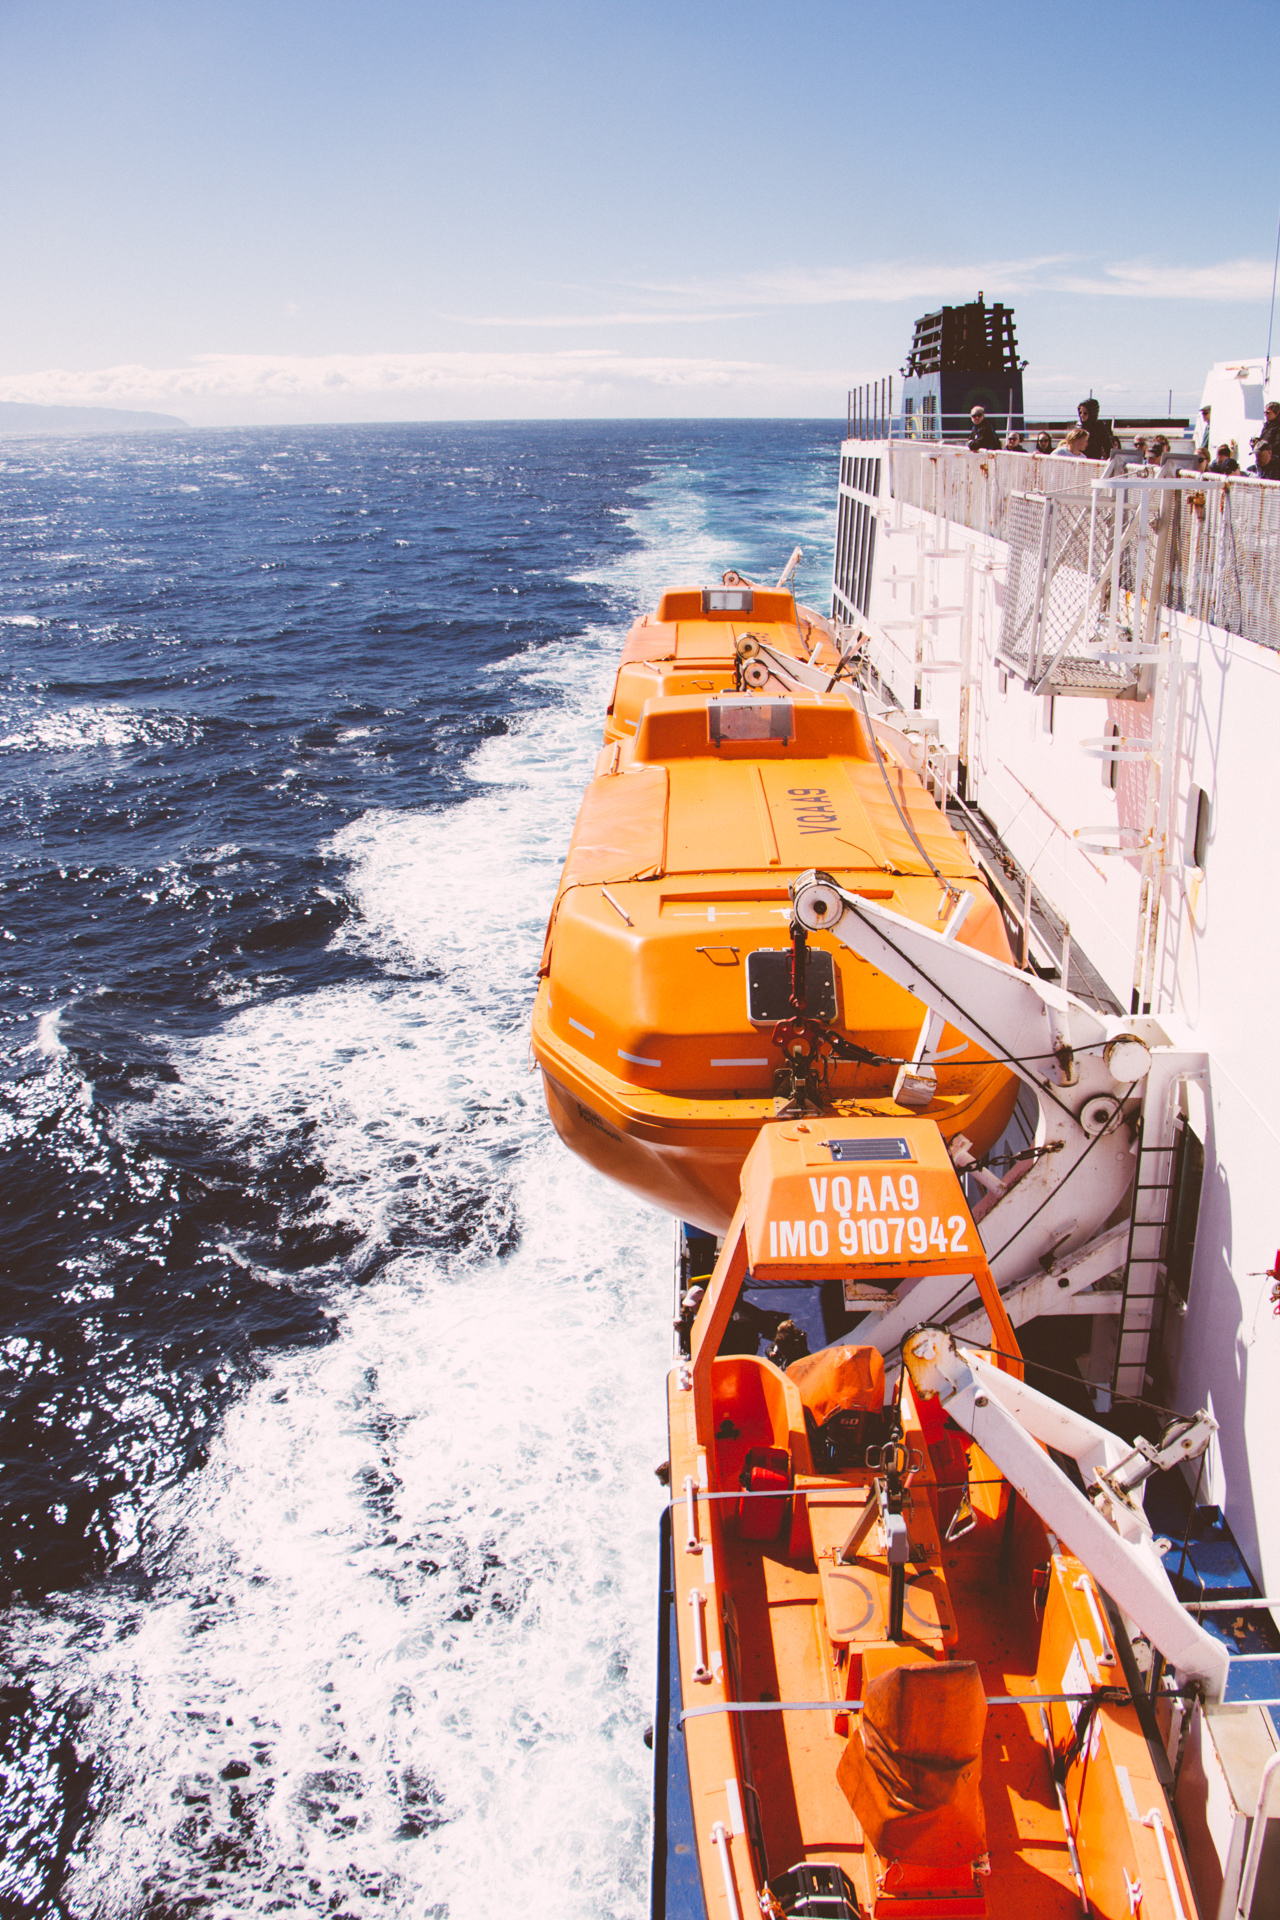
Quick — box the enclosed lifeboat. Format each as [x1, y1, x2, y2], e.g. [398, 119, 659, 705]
[654, 1112, 1223, 1920]
[532, 582, 1020, 1234]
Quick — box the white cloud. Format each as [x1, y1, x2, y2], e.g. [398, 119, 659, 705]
[628, 258, 1069, 310]
[1049, 258, 1276, 301]
[0, 350, 849, 425]
[454, 254, 1277, 327]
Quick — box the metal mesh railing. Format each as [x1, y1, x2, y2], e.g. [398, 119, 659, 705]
[997, 494, 1051, 678]
[996, 489, 1142, 694]
[1171, 481, 1280, 649]
[885, 443, 1280, 653]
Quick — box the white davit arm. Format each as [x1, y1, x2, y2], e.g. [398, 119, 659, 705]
[791, 870, 1111, 1107]
[903, 1326, 1229, 1702]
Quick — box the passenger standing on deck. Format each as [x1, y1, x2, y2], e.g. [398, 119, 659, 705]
[1253, 401, 1280, 477]
[967, 407, 1000, 451]
[1194, 405, 1212, 453]
[1077, 398, 1116, 460]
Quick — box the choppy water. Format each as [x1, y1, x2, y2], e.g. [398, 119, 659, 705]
[0, 419, 838, 1918]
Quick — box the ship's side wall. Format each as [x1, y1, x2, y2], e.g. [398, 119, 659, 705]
[836, 438, 1280, 1591]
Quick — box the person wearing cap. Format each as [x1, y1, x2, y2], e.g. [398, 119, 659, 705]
[967, 406, 1000, 452]
[1254, 401, 1280, 477]
[1209, 444, 1239, 475]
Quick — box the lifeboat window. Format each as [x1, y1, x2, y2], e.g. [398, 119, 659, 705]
[701, 587, 754, 613]
[827, 1137, 913, 1163]
[708, 698, 793, 744]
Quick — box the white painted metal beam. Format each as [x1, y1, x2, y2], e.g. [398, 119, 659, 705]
[904, 1328, 1229, 1701]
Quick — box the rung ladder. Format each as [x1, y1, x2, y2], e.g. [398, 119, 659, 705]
[1111, 1118, 1177, 1404]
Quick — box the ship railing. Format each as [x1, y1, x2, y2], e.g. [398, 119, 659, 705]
[860, 441, 1280, 656]
[845, 409, 1191, 447]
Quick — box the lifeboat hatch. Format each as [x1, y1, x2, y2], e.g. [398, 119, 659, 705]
[746, 947, 838, 1024]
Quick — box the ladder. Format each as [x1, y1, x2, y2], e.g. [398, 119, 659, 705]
[1111, 1117, 1177, 1405]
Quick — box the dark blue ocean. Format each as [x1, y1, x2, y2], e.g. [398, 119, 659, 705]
[0, 419, 838, 1918]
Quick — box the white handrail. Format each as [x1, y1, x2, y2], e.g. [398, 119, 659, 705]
[710, 1822, 742, 1920]
[1142, 1809, 1189, 1920]
[683, 1475, 700, 1554]
[1074, 1573, 1116, 1665]
[1238, 1751, 1280, 1917]
[689, 1588, 711, 1683]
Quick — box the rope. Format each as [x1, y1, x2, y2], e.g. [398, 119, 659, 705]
[853, 673, 960, 904]
[981, 1084, 1136, 1266]
[956, 1331, 1193, 1424]
[679, 1688, 1135, 1724]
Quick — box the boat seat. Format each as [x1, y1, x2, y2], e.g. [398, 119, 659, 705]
[836, 1652, 987, 1873]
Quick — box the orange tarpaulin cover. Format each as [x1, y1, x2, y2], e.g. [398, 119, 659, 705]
[787, 1344, 885, 1424]
[559, 768, 668, 889]
[617, 621, 678, 666]
[837, 1658, 988, 1870]
[846, 762, 978, 879]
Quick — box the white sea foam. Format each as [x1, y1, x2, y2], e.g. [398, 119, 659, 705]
[3, 447, 837, 1918]
[34, 1007, 66, 1058]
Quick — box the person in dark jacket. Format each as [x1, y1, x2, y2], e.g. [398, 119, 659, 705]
[1077, 397, 1116, 460]
[1209, 444, 1239, 475]
[1254, 401, 1280, 478]
[967, 407, 1000, 452]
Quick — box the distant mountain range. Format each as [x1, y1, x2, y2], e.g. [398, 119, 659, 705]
[0, 400, 187, 436]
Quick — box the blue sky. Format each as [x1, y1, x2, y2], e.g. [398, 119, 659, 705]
[0, 0, 1275, 423]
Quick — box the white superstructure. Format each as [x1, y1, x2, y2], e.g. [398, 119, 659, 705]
[832, 434, 1280, 1600]
[1197, 357, 1279, 465]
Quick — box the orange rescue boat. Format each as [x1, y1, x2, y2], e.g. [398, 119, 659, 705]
[653, 1113, 1221, 1920]
[533, 581, 1021, 1234]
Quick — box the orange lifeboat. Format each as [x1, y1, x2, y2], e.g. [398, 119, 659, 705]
[654, 1114, 1212, 1920]
[532, 583, 1020, 1234]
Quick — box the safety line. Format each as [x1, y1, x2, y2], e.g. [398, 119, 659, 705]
[679, 1688, 1133, 1723]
